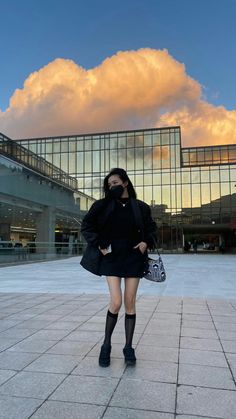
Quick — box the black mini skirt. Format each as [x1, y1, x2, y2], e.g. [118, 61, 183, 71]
[99, 238, 146, 278]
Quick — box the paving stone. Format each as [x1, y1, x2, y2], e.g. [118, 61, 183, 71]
[182, 314, 212, 321]
[0, 327, 38, 339]
[123, 359, 177, 383]
[178, 363, 235, 389]
[44, 321, 81, 331]
[0, 395, 42, 419]
[151, 315, 181, 323]
[72, 355, 125, 378]
[0, 351, 40, 370]
[177, 385, 236, 418]
[31, 400, 106, 418]
[46, 341, 94, 356]
[139, 334, 179, 348]
[24, 354, 82, 374]
[136, 345, 179, 363]
[0, 320, 22, 331]
[181, 327, 218, 339]
[0, 369, 16, 386]
[179, 348, 228, 367]
[225, 353, 236, 368]
[17, 320, 53, 329]
[50, 375, 119, 404]
[144, 326, 180, 336]
[110, 378, 176, 412]
[62, 315, 91, 322]
[104, 407, 174, 418]
[8, 339, 56, 353]
[212, 315, 236, 323]
[182, 308, 209, 315]
[177, 416, 219, 419]
[180, 337, 222, 351]
[182, 320, 215, 330]
[0, 337, 25, 351]
[221, 340, 236, 353]
[28, 329, 70, 340]
[217, 331, 236, 340]
[215, 322, 236, 332]
[0, 371, 66, 399]
[64, 330, 103, 342]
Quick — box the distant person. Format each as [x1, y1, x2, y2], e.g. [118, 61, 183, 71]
[80, 168, 157, 367]
[193, 240, 198, 253]
[220, 241, 225, 254]
[184, 240, 191, 252]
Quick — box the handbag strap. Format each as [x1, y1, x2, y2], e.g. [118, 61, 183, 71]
[151, 235, 160, 256]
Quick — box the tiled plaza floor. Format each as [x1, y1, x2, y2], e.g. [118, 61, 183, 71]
[0, 255, 236, 418]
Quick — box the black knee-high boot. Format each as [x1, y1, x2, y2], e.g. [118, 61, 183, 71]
[99, 310, 118, 367]
[124, 313, 136, 348]
[123, 313, 136, 365]
[103, 310, 118, 345]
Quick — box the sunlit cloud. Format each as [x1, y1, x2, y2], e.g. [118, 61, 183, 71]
[0, 48, 236, 146]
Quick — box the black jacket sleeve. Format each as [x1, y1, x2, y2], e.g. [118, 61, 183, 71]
[80, 202, 100, 246]
[141, 202, 158, 248]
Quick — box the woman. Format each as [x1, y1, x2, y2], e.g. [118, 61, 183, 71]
[80, 168, 157, 367]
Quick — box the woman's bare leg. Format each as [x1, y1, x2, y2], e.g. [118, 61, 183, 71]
[106, 276, 122, 313]
[124, 277, 140, 314]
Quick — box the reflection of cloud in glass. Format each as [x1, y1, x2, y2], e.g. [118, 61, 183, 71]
[153, 146, 169, 160]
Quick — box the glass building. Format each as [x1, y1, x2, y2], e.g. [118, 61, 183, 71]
[16, 126, 236, 252]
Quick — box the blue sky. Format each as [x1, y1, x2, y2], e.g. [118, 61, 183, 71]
[1, 0, 236, 112]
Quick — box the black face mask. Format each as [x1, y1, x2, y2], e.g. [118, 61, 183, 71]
[109, 185, 124, 199]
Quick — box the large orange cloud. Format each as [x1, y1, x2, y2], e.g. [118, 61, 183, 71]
[0, 48, 235, 146]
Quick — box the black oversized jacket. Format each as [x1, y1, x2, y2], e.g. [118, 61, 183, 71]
[80, 197, 157, 275]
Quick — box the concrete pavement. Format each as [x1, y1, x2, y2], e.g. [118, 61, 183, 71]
[0, 254, 235, 418]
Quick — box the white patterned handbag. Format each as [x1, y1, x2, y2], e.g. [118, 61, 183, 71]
[144, 251, 166, 282]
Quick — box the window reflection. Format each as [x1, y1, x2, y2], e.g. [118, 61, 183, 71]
[191, 184, 201, 207]
[182, 185, 191, 207]
[201, 184, 211, 205]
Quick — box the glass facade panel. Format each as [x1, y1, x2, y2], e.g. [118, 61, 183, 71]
[69, 153, 76, 173]
[201, 184, 211, 205]
[162, 172, 171, 184]
[92, 152, 100, 172]
[153, 146, 161, 169]
[110, 137, 118, 149]
[221, 182, 230, 197]
[144, 148, 153, 169]
[77, 152, 84, 173]
[191, 184, 201, 208]
[182, 184, 191, 208]
[53, 140, 61, 153]
[144, 173, 152, 185]
[201, 169, 210, 183]
[211, 183, 220, 202]
[153, 132, 161, 146]
[69, 140, 76, 152]
[61, 141, 68, 152]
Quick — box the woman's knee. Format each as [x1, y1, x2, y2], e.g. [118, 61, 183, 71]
[124, 295, 136, 312]
[110, 298, 122, 313]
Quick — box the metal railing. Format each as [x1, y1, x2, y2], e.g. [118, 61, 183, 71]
[0, 241, 86, 264]
[0, 132, 78, 191]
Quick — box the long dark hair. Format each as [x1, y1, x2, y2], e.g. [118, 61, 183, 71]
[103, 168, 137, 199]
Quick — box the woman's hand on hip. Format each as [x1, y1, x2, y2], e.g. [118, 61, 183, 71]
[98, 246, 109, 256]
[133, 241, 147, 254]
